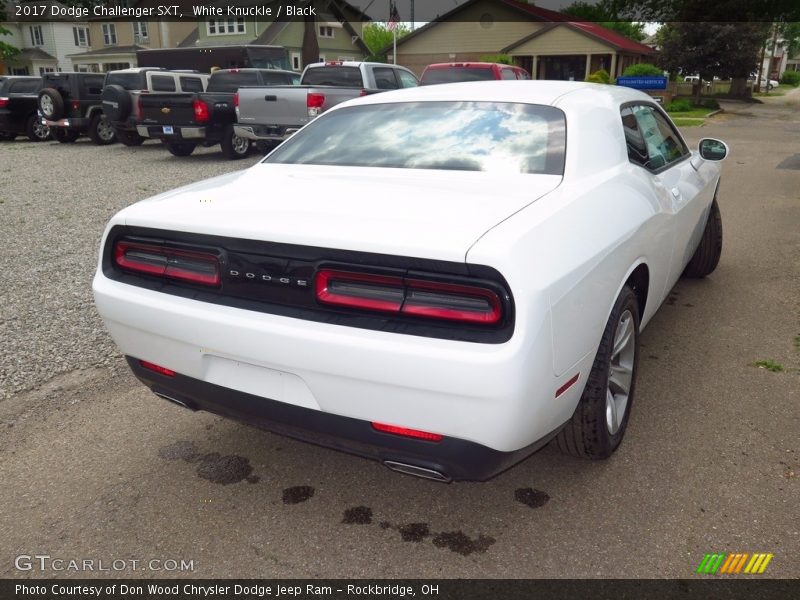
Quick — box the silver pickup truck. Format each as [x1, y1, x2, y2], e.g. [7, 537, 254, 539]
[234, 61, 418, 146]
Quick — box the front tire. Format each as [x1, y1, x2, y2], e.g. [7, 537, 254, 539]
[683, 199, 722, 278]
[555, 285, 640, 459]
[89, 114, 116, 145]
[165, 142, 197, 157]
[221, 125, 251, 159]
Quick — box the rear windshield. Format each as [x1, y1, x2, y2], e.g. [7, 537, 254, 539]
[207, 71, 261, 92]
[7, 79, 41, 93]
[421, 67, 496, 85]
[105, 72, 142, 90]
[302, 67, 364, 87]
[266, 101, 566, 175]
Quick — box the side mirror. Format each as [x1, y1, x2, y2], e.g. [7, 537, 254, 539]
[699, 138, 728, 161]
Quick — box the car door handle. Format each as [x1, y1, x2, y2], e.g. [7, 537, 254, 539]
[671, 187, 681, 198]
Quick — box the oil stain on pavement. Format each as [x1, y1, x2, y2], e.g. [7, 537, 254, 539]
[282, 486, 315, 504]
[342, 506, 373, 524]
[514, 487, 550, 508]
[158, 440, 257, 485]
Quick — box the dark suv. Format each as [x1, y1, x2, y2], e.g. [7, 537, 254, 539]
[0, 76, 50, 142]
[38, 72, 116, 144]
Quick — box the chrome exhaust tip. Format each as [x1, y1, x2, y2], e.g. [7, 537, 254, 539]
[154, 391, 195, 410]
[384, 460, 451, 483]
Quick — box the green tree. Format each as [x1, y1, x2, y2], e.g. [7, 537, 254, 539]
[622, 63, 664, 76]
[562, 1, 646, 41]
[0, 2, 20, 63]
[363, 22, 411, 56]
[656, 22, 770, 101]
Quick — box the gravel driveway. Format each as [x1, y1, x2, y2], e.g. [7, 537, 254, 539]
[0, 139, 261, 400]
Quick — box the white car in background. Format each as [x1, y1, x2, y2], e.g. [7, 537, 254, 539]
[93, 81, 728, 482]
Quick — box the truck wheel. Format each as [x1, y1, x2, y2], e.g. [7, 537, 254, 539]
[116, 129, 145, 146]
[89, 114, 116, 145]
[101, 84, 131, 122]
[555, 285, 640, 459]
[53, 129, 80, 143]
[166, 142, 197, 157]
[26, 114, 50, 142]
[221, 125, 251, 160]
[38, 88, 64, 120]
[682, 199, 722, 278]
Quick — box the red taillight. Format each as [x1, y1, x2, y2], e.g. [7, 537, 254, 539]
[359, 89, 368, 97]
[114, 240, 220, 286]
[0, 97, 8, 108]
[139, 360, 176, 377]
[307, 92, 325, 117]
[193, 99, 210, 123]
[233, 91, 239, 107]
[315, 269, 502, 325]
[71, 100, 80, 111]
[371, 422, 443, 442]
[135, 96, 143, 120]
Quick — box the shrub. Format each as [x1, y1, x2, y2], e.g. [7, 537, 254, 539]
[479, 54, 514, 65]
[781, 71, 800, 87]
[586, 69, 612, 84]
[664, 98, 692, 112]
[622, 63, 665, 77]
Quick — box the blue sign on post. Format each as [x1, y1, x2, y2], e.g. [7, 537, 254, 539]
[616, 76, 668, 90]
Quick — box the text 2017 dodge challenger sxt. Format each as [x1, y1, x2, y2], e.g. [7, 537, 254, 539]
[93, 81, 728, 482]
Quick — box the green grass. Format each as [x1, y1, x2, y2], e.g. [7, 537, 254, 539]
[754, 359, 784, 373]
[794, 335, 800, 351]
[668, 108, 718, 118]
[754, 84, 794, 97]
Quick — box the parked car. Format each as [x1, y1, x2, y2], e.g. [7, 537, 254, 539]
[136, 68, 297, 159]
[93, 81, 727, 482]
[759, 78, 780, 91]
[0, 76, 50, 142]
[234, 61, 417, 149]
[101, 68, 210, 146]
[420, 62, 530, 85]
[38, 72, 115, 144]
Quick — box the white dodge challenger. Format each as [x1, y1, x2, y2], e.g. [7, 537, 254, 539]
[93, 81, 727, 482]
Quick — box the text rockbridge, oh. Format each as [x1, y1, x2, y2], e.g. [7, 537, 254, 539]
[16, 584, 429, 597]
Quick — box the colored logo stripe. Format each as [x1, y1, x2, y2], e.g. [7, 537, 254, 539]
[697, 553, 773, 575]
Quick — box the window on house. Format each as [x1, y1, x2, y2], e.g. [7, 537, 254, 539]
[39, 67, 55, 75]
[133, 22, 149, 43]
[291, 53, 301, 71]
[10, 67, 30, 75]
[207, 18, 244, 35]
[102, 24, 117, 45]
[319, 26, 334, 38]
[73, 27, 89, 47]
[30, 25, 44, 46]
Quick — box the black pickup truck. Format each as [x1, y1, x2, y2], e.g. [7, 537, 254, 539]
[0, 76, 50, 142]
[136, 68, 298, 159]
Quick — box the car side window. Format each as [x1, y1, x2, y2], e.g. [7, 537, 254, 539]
[373, 67, 399, 90]
[151, 75, 177, 92]
[620, 106, 649, 168]
[179, 76, 203, 92]
[500, 68, 516, 80]
[630, 104, 688, 170]
[9, 79, 40, 93]
[397, 70, 418, 88]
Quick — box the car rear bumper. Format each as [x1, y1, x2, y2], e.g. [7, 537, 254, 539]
[234, 124, 298, 142]
[127, 356, 562, 481]
[44, 116, 88, 129]
[137, 125, 207, 140]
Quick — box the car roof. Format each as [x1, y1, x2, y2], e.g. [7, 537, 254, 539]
[339, 80, 649, 109]
[305, 61, 402, 69]
[424, 62, 520, 69]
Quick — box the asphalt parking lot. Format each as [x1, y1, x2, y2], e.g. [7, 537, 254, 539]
[0, 98, 798, 579]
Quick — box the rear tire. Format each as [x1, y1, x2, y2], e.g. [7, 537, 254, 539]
[221, 125, 250, 160]
[555, 285, 640, 459]
[53, 129, 80, 143]
[165, 142, 197, 157]
[26, 114, 50, 142]
[682, 199, 722, 278]
[116, 129, 145, 146]
[89, 114, 116, 145]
